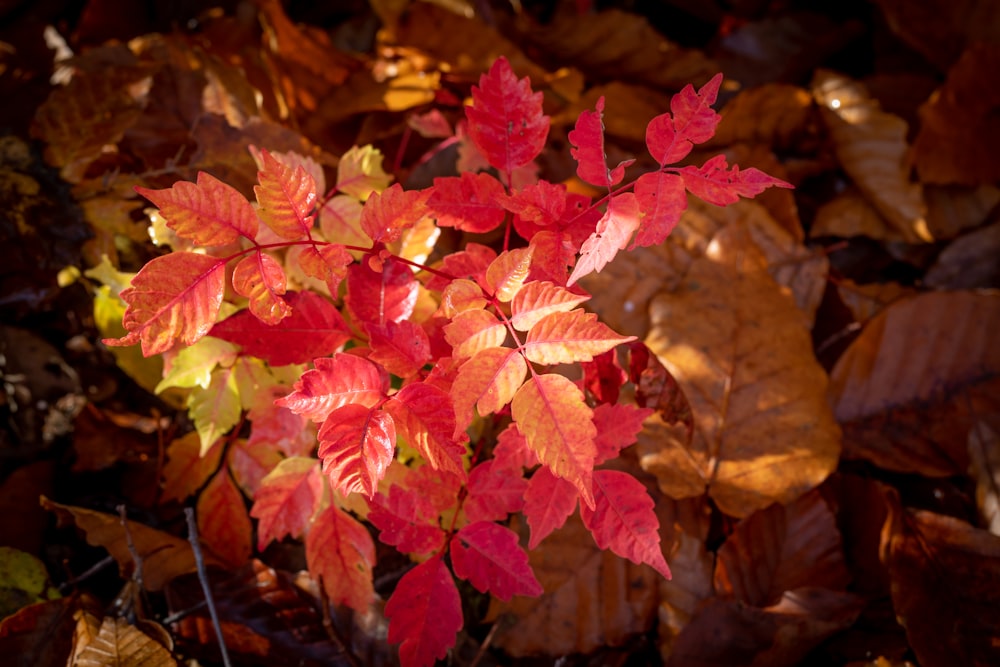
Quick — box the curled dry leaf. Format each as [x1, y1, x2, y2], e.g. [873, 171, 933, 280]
[812, 70, 931, 244]
[637, 227, 840, 517]
[487, 513, 659, 658]
[924, 220, 1000, 290]
[968, 418, 1000, 536]
[913, 44, 1000, 186]
[40, 497, 223, 591]
[829, 290, 1000, 476]
[881, 495, 1000, 667]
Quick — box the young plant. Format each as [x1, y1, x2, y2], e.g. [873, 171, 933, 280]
[106, 57, 789, 666]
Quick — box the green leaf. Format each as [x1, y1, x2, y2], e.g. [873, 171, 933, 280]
[155, 336, 238, 393]
[189, 364, 242, 455]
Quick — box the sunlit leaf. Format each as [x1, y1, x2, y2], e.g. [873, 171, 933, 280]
[254, 148, 318, 240]
[232, 252, 292, 325]
[276, 353, 388, 423]
[136, 171, 258, 245]
[521, 309, 634, 365]
[316, 404, 395, 498]
[451, 521, 542, 601]
[250, 457, 324, 550]
[306, 504, 375, 612]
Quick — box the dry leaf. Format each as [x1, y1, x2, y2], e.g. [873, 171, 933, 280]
[73, 615, 177, 667]
[881, 496, 1000, 667]
[913, 44, 1000, 186]
[0, 596, 78, 667]
[835, 279, 916, 326]
[638, 224, 840, 517]
[968, 418, 1000, 536]
[708, 83, 817, 153]
[554, 81, 672, 145]
[924, 221, 1000, 289]
[924, 184, 1000, 240]
[811, 186, 908, 242]
[812, 70, 931, 244]
[829, 290, 1000, 476]
[487, 512, 659, 657]
[40, 497, 222, 591]
[515, 8, 718, 89]
[873, 0, 1000, 70]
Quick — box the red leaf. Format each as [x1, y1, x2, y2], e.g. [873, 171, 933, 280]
[211, 291, 351, 367]
[679, 155, 793, 206]
[592, 403, 654, 464]
[297, 243, 353, 295]
[276, 353, 388, 423]
[405, 464, 465, 516]
[646, 73, 723, 166]
[567, 193, 641, 286]
[246, 387, 313, 457]
[385, 555, 462, 667]
[526, 230, 578, 285]
[502, 181, 567, 238]
[450, 521, 543, 602]
[104, 252, 226, 356]
[443, 309, 507, 359]
[368, 484, 446, 557]
[463, 460, 527, 523]
[580, 348, 626, 404]
[523, 466, 578, 549]
[522, 308, 635, 365]
[631, 171, 687, 248]
[465, 56, 549, 176]
[161, 432, 223, 503]
[384, 382, 467, 478]
[136, 171, 258, 245]
[424, 242, 496, 293]
[227, 438, 283, 497]
[306, 504, 376, 612]
[579, 469, 671, 579]
[316, 404, 395, 498]
[510, 280, 589, 332]
[250, 457, 324, 550]
[568, 96, 632, 188]
[511, 373, 597, 508]
[361, 183, 430, 244]
[485, 247, 534, 302]
[197, 468, 252, 567]
[427, 172, 507, 234]
[366, 320, 432, 378]
[450, 347, 527, 437]
[492, 423, 539, 471]
[231, 252, 291, 325]
[254, 148, 318, 240]
[345, 257, 418, 327]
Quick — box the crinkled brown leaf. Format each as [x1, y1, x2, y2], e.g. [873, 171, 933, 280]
[829, 290, 1000, 476]
[881, 496, 1000, 667]
[913, 44, 1000, 186]
[74, 616, 177, 667]
[925, 221, 1000, 289]
[40, 497, 222, 591]
[812, 70, 931, 243]
[516, 8, 718, 89]
[637, 224, 840, 517]
[665, 588, 863, 667]
[873, 0, 1000, 70]
[487, 512, 659, 657]
[968, 418, 1000, 536]
[714, 490, 850, 606]
[708, 83, 818, 152]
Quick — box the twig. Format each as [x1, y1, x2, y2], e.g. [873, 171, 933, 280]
[184, 507, 232, 667]
[117, 505, 144, 622]
[469, 621, 499, 667]
[58, 554, 116, 594]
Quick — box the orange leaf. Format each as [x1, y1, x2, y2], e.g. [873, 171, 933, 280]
[232, 252, 291, 325]
[383, 383, 467, 480]
[250, 457, 324, 551]
[136, 171, 258, 245]
[161, 432, 224, 503]
[521, 309, 634, 365]
[485, 247, 534, 302]
[306, 504, 375, 612]
[197, 468, 252, 567]
[511, 373, 596, 509]
[509, 281, 589, 332]
[450, 348, 527, 437]
[443, 309, 508, 359]
[254, 148, 318, 240]
[104, 252, 226, 357]
[360, 183, 430, 245]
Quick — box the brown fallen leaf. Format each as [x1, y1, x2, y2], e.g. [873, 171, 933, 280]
[913, 44, 1000, 186]
[924, 184, 1000, 240]
[829, 290, 1000, 476]
[812, 70, 931, 244]
[811, 186, 908, 243]
[873, 0, 1000, 70]
[834, 279, 916, 327]
[487, 512, 660, 658]
[40, 497, 223, 591]
[0, 596, 78, 667]
[708, 83, 817, 154]
[924, 220, 1000, 289]
[638, 223, 841, 517]
[73, 615, 177, 667]
[968, 418, 1000, 536]
[881, 494, 1000, 667]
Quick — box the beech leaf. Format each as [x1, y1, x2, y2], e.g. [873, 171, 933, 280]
[511, 373, 597, 509]
[306, 504, 376, 612]
[210, 291, 351, 367]
[136, 171, 258, 245]
[385, 555, 462, 667]
[316, 403, 395, 498]
[646, 73, 723, 166]
[250, 457, 324, 551]
[465, 56, 549, 176]
[231, 252, 292, 325]
[276, 353, 388, 423]
[104, 252, 226, 357]
[450, 521, 543, 601]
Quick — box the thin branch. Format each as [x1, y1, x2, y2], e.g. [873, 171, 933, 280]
[184, 507, 232, 667]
